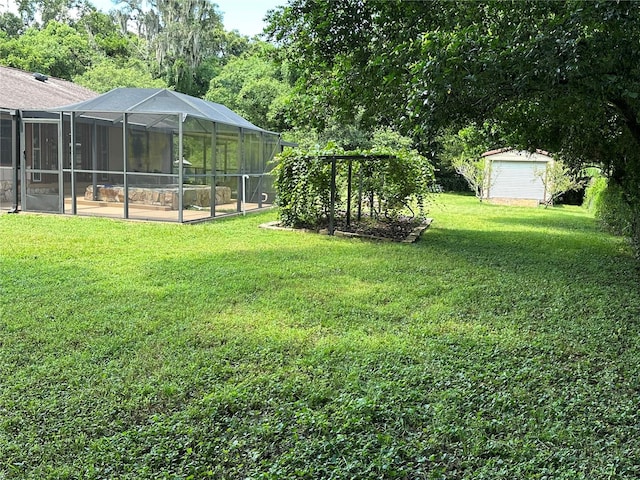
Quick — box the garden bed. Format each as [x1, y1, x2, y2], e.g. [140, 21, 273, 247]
[260, 216, 432, 243]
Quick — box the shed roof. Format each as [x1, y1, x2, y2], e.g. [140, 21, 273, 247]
[0, 65, 97, 110]
[482, 148, 552, 162]
[55, 88, 268, 132]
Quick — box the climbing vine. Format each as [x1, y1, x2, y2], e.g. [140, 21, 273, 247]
[273, 144, 435, 229]
[272, 147, 334, 228]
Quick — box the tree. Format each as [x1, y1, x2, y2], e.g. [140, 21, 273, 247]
[73, 58, 166, 92]
[205, 44, 293, 131]
[440, 124, 494, 200]
[0, 12, 24, 38]
[75, 10, 132, 60]
[0, 21, 92, 80]
[15, 0, 93, 26]
[410, 1, 640, 231]
[265, 0, 449, 132]
[117, 0, 226, 96]
[220, 30, 251, 59]
[452, 157, 489, 202]
[534, 160, 583, 207]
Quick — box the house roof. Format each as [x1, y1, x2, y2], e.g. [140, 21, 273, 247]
[0, 65, 97, 110]
[54, 88, 270, 133]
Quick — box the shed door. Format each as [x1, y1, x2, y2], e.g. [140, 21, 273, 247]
[489, 161, 546, 200]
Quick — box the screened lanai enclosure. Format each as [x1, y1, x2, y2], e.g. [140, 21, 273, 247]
[18, 88, 282, 222]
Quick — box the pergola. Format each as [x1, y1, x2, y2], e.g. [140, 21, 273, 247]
[305, 154, 393, 235]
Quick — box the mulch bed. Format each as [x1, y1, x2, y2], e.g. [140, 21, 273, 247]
[260, 216, 433, 243]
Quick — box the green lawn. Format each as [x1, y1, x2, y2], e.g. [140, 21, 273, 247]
[1, 194, 639, 479]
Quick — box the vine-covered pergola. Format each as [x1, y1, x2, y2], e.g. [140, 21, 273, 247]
[274, 149, 434, 235]
[321, 154, 393, 235]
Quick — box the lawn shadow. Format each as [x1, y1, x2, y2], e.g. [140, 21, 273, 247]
[487, 209, 598, 233]
[418, 216, 638, 293]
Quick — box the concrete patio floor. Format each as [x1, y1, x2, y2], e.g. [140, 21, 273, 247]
[63, 197, 268, 222]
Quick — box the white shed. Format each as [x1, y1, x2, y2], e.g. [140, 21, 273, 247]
[482, 148, 553, 206]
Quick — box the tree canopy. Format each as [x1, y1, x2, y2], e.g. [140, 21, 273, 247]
[0, 21, 93, 79]
[119, 0, 226, 96]
[1, 0, 254, 96]
[205, 44, 293, 132]
[0, 12, 24, 38]
[267, 0, 640, 244]
[73, 58, 167, 92]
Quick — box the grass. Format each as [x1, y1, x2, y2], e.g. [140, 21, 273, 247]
[1, 193, 639, 479]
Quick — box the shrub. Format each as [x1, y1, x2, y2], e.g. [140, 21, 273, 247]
[584, 176, 634, 237]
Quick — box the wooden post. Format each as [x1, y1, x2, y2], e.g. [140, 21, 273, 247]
[346, 158, 352, 227]
[329, 156, 337, 235]
[370, 189, 374, 218]
[357, 163, 363, 222]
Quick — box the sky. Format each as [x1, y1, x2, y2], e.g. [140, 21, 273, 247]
[90, 0, 284, 37]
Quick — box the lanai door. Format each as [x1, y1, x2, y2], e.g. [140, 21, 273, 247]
[22, 120, 62, 212]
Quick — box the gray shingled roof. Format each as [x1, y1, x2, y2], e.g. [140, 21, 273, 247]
[56, 88, 268, 132]
[0, 65, 97, 110]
